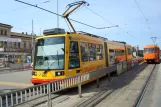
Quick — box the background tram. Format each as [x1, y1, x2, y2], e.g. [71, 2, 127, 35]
[31, 28, 132, 85]
[144, 45, 160, 64]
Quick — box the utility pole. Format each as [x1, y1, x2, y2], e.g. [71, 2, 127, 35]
[32, 20, 34, 62]
[57, 0, 59, 28]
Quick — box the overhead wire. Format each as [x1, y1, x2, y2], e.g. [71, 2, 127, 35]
[0, 0, 52, 15]
[14, 0, 116, 30]
[134, 0, 156, 44]
[134, 0, 150, 30]
[85, 7, 115, 25]
[85, 6, 139, 39]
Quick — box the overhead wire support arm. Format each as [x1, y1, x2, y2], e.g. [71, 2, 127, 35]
[62, 1, 88, 33]
[151, 37, 157, 44]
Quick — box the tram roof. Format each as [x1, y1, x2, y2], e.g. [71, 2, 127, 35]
[144, 44, 159, 48]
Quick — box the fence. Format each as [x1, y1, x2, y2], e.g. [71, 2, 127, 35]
[0, 60, 140, 107]
[0, 63, 32, 72]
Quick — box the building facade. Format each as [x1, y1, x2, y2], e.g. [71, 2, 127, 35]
[0, 23, 36, 66]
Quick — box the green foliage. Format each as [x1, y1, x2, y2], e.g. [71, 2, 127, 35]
[137, 50, 143, 57]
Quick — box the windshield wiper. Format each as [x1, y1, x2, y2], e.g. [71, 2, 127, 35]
[40, 46, 50, 66]
[39, 46, 57, 73]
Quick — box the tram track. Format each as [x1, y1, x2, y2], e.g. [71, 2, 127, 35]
[76, 63, 147, 107]
[0, 63, 147, 107]
[134, 64, 156, 107]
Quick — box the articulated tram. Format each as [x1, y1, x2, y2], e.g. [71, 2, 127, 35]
[31, 29, 132, 85]
[30, 1, 132, 85]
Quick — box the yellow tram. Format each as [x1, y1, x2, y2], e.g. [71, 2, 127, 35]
[30, 1, 132, 85]
[31, 30, 132, 85]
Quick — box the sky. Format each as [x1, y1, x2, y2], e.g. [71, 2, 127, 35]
[0, 0, 161, 49]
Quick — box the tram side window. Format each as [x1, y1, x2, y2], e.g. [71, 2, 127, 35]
[121, 50, 125, 55]
[127, 48, 132, 55]
[69, 41, 80, 69]
[115, 50, 121, 56]
[88, 43, 96, 61]
[109, 49, 115, 65]
[115, 50, 118, 56]
[80, 42, 88, 62]
[96, 45, 103, 60]
[144, 48, 156, 53]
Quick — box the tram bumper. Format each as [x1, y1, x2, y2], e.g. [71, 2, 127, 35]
[31, 78, 60, 84]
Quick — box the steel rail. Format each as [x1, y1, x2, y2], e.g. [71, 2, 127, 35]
[134, 64, 156, 107]
[76, 62, 147, 107]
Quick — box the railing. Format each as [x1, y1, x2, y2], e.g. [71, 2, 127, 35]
[0, 63, 32, 72]
[0, 60, 141, 107]
[0, 73, 90, 107]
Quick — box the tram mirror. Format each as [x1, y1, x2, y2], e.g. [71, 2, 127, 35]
[44, 56, 49, 61]
[37, 39, 44, 46]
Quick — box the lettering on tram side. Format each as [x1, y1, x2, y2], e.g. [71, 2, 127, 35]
[96, 64, 104, 70]
[82, 64, 104, 73]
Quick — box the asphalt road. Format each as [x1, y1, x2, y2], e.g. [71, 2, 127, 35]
[139, 63, 161, 107]
[0, 70, 33, 94]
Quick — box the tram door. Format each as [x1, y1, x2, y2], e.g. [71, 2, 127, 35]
[68, 41, 81, 76]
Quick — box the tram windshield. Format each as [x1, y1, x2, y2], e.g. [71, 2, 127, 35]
[144, 48, 156, 53]
[34, 37, 65, 70]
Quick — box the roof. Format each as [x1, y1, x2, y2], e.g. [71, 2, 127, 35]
[0, 23, 12, 28]
[11, 32, 36, 39]
[144, 44, 159, 48]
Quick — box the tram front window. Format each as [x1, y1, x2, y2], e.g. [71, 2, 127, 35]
[144, 48, 156, 53]
[34, 37, 65, 70]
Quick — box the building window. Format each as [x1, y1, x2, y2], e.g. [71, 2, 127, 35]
[14, 42, 16, 48]
[4, 41, 7, 47]
[24, 42, 26, 48]
[29, 44, 31, 49]
[0, 30, 3, 35]
[4, 30, 7, 35]
[18, 43, 20, 48]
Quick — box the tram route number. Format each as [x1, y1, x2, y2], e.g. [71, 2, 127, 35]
[38, 72, 47, 77]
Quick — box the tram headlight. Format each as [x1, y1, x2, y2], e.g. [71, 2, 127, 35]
[55, 71, 64, 76]
[32, 71, 37, 76]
